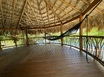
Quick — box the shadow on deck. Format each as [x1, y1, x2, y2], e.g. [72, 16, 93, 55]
[0, 44, 104, 77]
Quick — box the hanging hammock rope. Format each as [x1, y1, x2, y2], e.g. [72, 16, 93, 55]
[44, 0, 102, 41]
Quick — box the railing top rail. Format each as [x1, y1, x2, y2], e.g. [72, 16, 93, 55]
[68, 35, 104, 38]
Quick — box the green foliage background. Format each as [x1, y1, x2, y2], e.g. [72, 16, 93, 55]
[82, 27, 104, 36]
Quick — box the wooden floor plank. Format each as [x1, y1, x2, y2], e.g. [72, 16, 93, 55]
[0, 44, 104, 77]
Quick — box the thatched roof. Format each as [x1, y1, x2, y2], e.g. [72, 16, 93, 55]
[0, 0, 104, 35]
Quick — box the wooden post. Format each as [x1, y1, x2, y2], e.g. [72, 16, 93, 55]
[70, 38, 72, 49]
[22, 30, 25, 45]
[13, 38, 17, 47]
[79, 14, 83, 53]
[60, 25, 63, 46]
[44, 32, 46, 45]
[44, 29, 46, 45]
[94, 46, 97, 61]
[0, 41, 2, 50]
[25, 29, 29, 46]
[0, 35, 3, 50]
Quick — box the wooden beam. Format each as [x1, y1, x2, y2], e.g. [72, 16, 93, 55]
[25, 29, 29, 46]
[60, 23, 63, 46]
[37, 0, 46, 27]
[46, 2, 50, 26]
[0, 0, 1, 7]
[82, 0, 102, 15]
[24, 12, 34, 27]
[79, 14, 83, 53]
[54, 15, 56, 25]
[4, 0, 100, 30]
[0, 28, 21, 30]
[34, 0, 100, 29]
[11, 0, 16, 34]
[96, 7, 103, 14]
[44, 0, 63, 24]
[82, 0, 103, 14]
[0, 0, 4, 28]
[50, 0, 102, 28]
[27, 0, 41, 27]
[19, 23, 25, 26]
[60, 0, 81, 12]
[11, 0, 16, 28]
[47, 1, 68, 16]
[16, 0, 28, 28]
[81, 0, 90, 4]
[44, 0, 64, 46]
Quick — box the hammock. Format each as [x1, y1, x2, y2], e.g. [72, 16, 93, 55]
[44, 0, 102, 41]
[44, 20, 83, 40]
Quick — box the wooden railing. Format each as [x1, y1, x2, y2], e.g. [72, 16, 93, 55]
[63, 35, 104, 66]
[1, 38, 24, 49]
[1, 35, 104, 66]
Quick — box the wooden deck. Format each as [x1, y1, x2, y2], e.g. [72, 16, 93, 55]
[0, 44, 104, 77]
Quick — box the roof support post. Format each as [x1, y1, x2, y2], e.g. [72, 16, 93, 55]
[44, 29, 46, 45]
[25, 28, 29, 46]
[79, 14, 83, 53]
[0, 40, 2, 50]
[22, 30, 25, 45]
[60, 25, 63, 46]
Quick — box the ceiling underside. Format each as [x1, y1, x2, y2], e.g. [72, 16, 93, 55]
[0, 0, 104, 34]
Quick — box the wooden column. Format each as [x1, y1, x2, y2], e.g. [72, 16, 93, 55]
[25, 29, 29, 46]
[22, 30, 25, 45]
[0, 41, 2, 50]
[79, 14, 83, 53]
[60, 25, 63, 46]
[44, 31, 46, 45]
[13, 37, 17, 47]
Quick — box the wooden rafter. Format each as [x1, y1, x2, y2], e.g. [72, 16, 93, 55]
[23, 0, 101, 30]
[0, 28, 21, 30]
[53, 0, 57, 26]
[11, 0, 16, 28]
[20, 17, 27, 24]
[82, 0, 102, 15]
[44, 0, 64, 39]
[96, 7, 103, 14]
[16, 0, 28, 28]
[24, 0, 100, 29]
[11, 0, 17, 35]
[20, 22, 31, 28]
[60, 0, 81, 12]
[0, 0, 2, 7]
[43, 0, 101, 28]
[44, 0, 63, 43]
[19, 23, 24, 26]
[44, 0, 63, 24]
[45, 2, 50, 26]
[27, 0, 41, 27]
[1, 0, 102, 31]
[82, 0, 103, 14]
[24, 12, 34, 27]
[81, 0, 90, 4]
[54, 14, 56, 25]
[0, 0, 4, 28]
[37, 0, 46, 27]
[48, 1, 68, 16]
